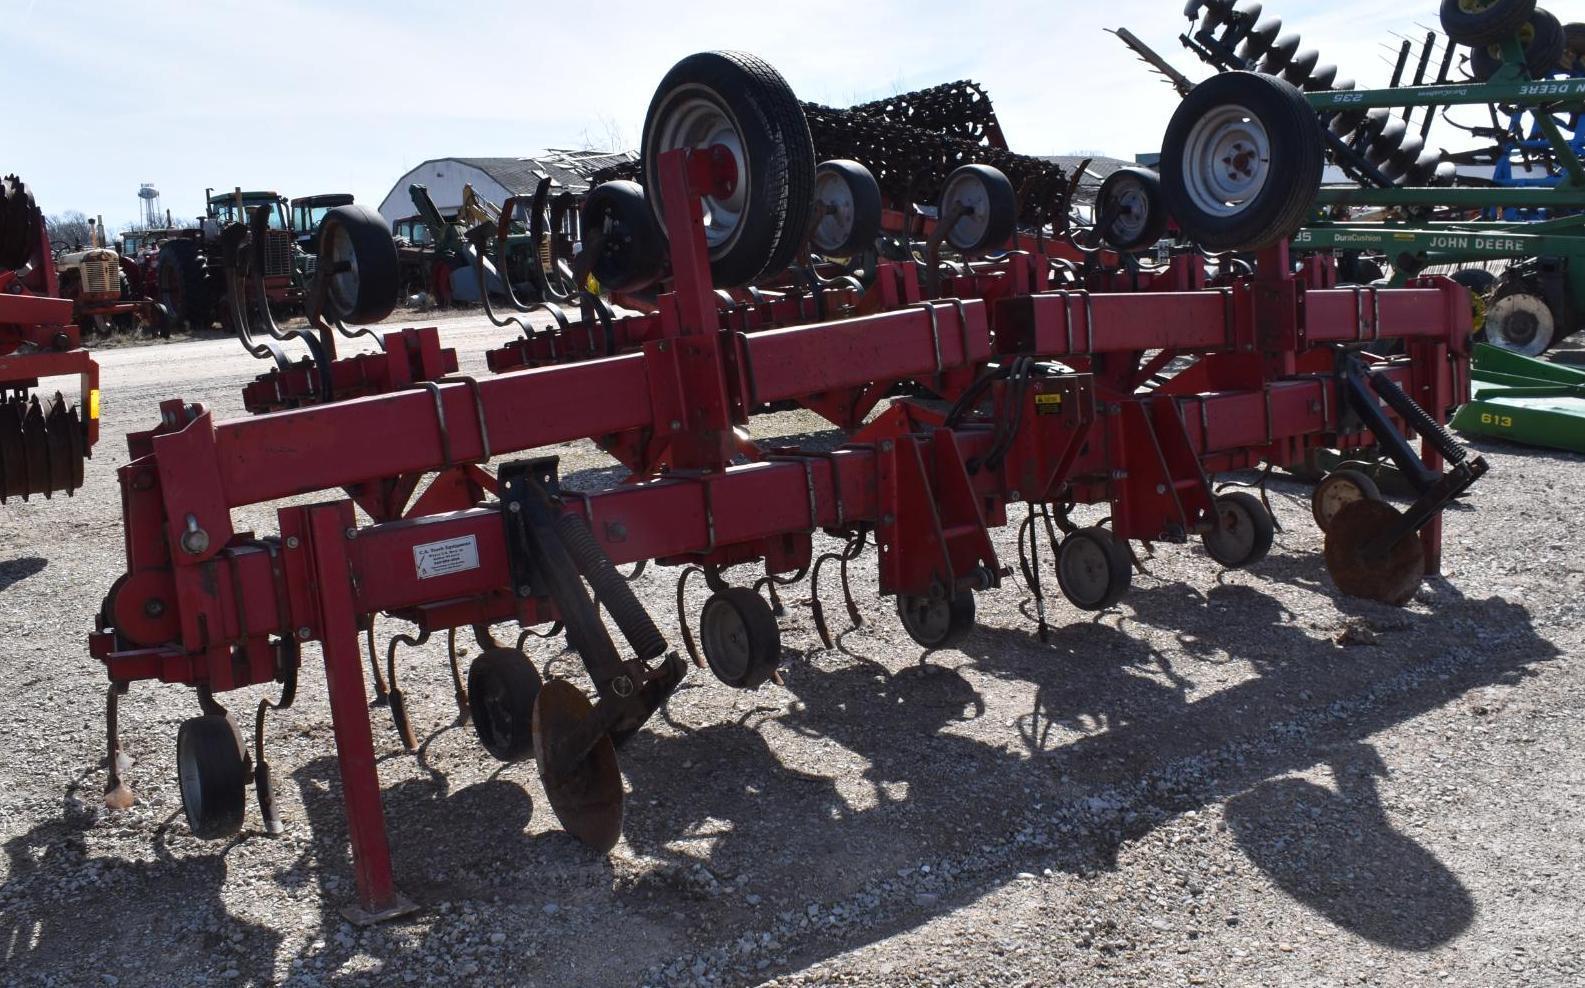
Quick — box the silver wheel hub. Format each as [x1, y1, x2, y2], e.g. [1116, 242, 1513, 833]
[323, 223, 361, 315]
[654, 93, 748, 251]
[812, 171, 857, 253]
[1183, 105, 1271, 218]
[941, 173, 991, 249]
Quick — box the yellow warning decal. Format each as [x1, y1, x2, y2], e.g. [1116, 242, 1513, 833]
[1034, 393, 1063, 415]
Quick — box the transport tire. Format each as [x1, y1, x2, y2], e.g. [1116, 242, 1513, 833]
[700, 587, 782, 689]
[469, 647, 544, 762]
[896, 589, 976, 650]
[1161, 71, 1324, 251]
[1440, 0, 1537, 46]
[642, 50, 815, 287]
[810, 159, 882, 256]
[156, 239, 211, 329]
[177, 715, 246, 840]
[1096, 167, 1170, 251]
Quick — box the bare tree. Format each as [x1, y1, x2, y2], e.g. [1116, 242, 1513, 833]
[44, 211, 95, 249]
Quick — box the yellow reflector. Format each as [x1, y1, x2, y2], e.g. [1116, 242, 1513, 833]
[89, 388, 101, 420]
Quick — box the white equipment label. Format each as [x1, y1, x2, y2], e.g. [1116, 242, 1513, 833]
[413, 535, 480, 579]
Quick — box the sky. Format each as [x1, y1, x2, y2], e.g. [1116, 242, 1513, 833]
[4, 0, 1442, 230]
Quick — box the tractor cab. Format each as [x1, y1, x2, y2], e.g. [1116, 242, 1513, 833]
[290, 193, 355, 253]
[205, 190, 289, 235]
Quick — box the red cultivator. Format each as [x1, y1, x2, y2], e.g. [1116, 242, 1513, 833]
[91, 52, 1484, 921]
[0, 175, 99, 502]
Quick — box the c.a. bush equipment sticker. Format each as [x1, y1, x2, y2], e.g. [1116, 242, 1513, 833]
[414, 535, 480, 579]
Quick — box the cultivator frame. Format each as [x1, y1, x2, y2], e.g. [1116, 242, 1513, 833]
[89, 53, 1483, 920]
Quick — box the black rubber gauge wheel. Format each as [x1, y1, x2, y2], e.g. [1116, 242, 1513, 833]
[581, 180, 666, 293]
[468, 647, 545, 762]
[810, 159, 882, 256]
[1096, 167, 1170, 251]
[317, 204, 399, 324]
[177, 714, 246, 840]
[700, 586, 782, 689]
[896, 589, 976, 649]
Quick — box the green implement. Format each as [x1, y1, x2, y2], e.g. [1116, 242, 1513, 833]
[1451, 343, 1585, 452]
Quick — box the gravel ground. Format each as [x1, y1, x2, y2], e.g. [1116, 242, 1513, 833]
[1, 316, 1581, 987]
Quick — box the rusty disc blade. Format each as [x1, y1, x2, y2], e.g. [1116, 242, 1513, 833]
[44, 395, 72, 496]
[22, 396, 49, 499]
[1322, 498, 1424, 606]
[532, 679, 623, 852]
[0, 400, 23, 500]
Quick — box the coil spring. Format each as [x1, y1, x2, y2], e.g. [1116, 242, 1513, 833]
[554, 511, 667, 661]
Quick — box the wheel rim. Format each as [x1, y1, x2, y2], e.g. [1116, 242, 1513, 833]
[323, 222, 361, 316]
[1458, 0, 1498, 13]
[1104, 179, 1151, 245]
[898, 594, 950, 645]
[1058, 537, 1112, 607]
[1487, 294, 1554, 356]
[653, 92, 748, 252]
[1317, 477, 1367, 527]
[941, 172, 992, 249]
[701, 600, 752, 681]
[1182, 104, 1271, 218]
[812, 170, 857, 253]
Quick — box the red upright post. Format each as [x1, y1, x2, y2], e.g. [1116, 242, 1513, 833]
[302, 501, 415, 924]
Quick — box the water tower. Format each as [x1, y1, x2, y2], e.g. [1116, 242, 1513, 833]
[137, 183, 161, 228]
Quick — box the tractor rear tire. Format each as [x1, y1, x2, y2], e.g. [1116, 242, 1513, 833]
[642, 50, 816, 288]
[156, 240, 211, 330]
[1161, 71, 1324, 252]
[1440, 0, 1537, 46]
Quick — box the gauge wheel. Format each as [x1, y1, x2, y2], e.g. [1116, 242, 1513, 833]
[896, 589, 976, 649]
[581, 181, 667, 293]
[468, 647, 544, 762]
[1311, 468, 1383, 533]
[1055, 526, 1133, 611]
[1201, 491, 1276, 567]
[810, 159, 882, 256]
[700, 586, 782, 689]
[176, 715, 247, 840]
[642, 50, 815, 287]
[1161, 71, 1324, 252]
[1096, 167, 1170, 251]
[317, 204, 399, 324]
